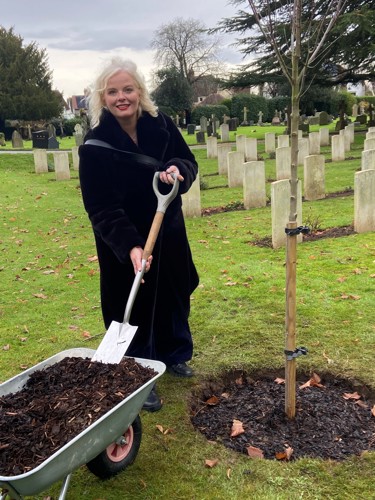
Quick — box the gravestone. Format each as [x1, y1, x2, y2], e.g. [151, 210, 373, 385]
[304, 155, 325, 201]
[53, 152, 70, 181]
[32, 130, 49, 149]
[228, 118, 237, 131]
[71, 147, 79, 171]
[354, 170, 375, 233]
[309, 131, 320, 155]
[187, 124, 195, 135]
[331, 135, 345, 161]
[361, 149, 375, 170]
[245, 137, 257, 161]
[220, 123, 230, 142]
[217, 144, 232, 175]
[200, 116, 208, 133]
[206, 136, 218, 158]
[352, 104, 358, 118]
[364, 138, 375, 151]
[11, 130, 23, 148]
[277, 135, 289, 148]
[276, 146, 291, 180]
[265, 133, 276, 154]
[318, 111, 329, 126]
[196, 131, 205, 144]
[181, 174, 201, 218]
[243, 161, 266, 209]
[48, 136, 60, 149]
[74, 123, 83, 147]
[257, 111, 263, 126]
[339, 129, 350, 152]
[241, 107, 249, 126]
[366, 132, 375, 140]
[206, 124, 213, 137]
[236, 135, 246, 156]
[319, 128, 330, 146]
[271, 179, 302, 249]
[298, 138, 309, 166]
[33, 149, 48, 173]
[357, 114, 367, 125]
[227, 151, 245, 188]
[272, 110, 281, 125]
[0, 132, 5, 146]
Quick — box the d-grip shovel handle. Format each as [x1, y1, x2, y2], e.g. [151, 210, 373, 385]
[142, 172, 180, 261]
[122, 172, 179, 324]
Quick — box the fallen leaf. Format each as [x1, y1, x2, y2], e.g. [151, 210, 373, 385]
[246, 446, 264, 459]
[82, 331, 91, 338]
[221, 392, 230, 399]
[235, 377, 244, 385]
[205, 395, 220, 406]
[156, 424, 164, 434]
[322, 351, 333, 364]
[226, 468, 232, 479]
[371, 405, 375, 417]
[33, 293, 48, 300]
[205, 459, 219, 468]
[87, 255, 98, 262]
[2, 345, 10, 351]
[275, 446, 293, 461]
[356, 400, 368, 409]
[343, 392, 361, 400]
[274, 377, 285, 385]
[230, 419, 245, 437]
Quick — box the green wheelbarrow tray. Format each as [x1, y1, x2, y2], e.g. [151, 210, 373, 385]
[0, 348, 165, 500]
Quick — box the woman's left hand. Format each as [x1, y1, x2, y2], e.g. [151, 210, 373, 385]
[159, 166, 184, 184]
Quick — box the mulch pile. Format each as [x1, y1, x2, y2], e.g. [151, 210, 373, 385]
[0, 357, 156, 477]
[190, 371, 375, 461]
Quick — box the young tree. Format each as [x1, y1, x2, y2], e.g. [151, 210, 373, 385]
[151, 18, 222, 84]
[0, 26, 62, 129]
[243, 0, 346, 418]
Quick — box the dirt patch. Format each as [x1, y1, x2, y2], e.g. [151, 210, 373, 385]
[190, 369, 375, 461]
[0, 357, 156, 476]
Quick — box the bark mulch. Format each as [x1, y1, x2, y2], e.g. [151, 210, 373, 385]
[190, 370, 375, 462]
[0, 357, 156, 477]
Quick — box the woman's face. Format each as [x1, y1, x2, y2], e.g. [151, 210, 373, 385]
[102, 70, 141, 127]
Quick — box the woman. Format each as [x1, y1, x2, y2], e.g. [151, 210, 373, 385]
[79, 58, 199, 412]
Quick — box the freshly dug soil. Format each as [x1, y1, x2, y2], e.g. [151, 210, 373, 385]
[190, 370, 375, 461]
[0, 357, 156, 476]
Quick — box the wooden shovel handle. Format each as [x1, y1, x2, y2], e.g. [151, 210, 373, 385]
[143, 211, 165, 262]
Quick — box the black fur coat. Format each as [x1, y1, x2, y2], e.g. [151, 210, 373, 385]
[78, 110, 199, 363]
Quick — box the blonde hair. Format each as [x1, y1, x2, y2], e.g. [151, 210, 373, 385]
[87, 58, 158, 128]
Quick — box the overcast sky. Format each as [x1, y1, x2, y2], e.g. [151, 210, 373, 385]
[2, 0, 247, 98]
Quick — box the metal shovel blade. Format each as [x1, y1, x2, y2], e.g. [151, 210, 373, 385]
[91, 321, 138, 364]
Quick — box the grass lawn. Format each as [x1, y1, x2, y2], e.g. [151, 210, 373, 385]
[0, 126, 374, 499]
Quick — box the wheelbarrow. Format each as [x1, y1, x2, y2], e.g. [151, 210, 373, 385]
[0, 348, 165, 500]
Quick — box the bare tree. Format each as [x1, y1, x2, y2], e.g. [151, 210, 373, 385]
[246, 0, 347, 418]
[151, 17, 222, 84]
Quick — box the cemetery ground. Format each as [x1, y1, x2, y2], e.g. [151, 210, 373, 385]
[0, 128, 374, 499]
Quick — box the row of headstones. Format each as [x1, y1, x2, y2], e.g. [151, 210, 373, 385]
[182, 128, 375, 246]
[1, 123, 86, 150]
[33, 148, 80, 180]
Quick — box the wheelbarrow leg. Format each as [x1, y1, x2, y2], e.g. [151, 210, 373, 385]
[58, 473, 72, 500]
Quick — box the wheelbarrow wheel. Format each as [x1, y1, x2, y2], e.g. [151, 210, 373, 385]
[86, 415, 142, 479]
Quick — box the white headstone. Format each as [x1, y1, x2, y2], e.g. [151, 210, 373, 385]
[71, 147, 79, 171]
[53, 152, 70, 181]
[319, 128, 330, 146]
[227, 151, 245, 188]
[220, 123, 230, 142]
[354, 169, 375, 233]
[298, 138, 309, 166]
[309, 131, 320, 155]
[217, 144, 232, 175]
[339, 129, 350, 152]
[277, 135, 289, 148]
[265, 133, 276, 154]
[364, 138, 375, 151]
[182, 174, 201, 217]
[207, 136, 218, 158]
[331, 135, 345, 161]
[361, 149, 375, 170]
[236, 135, 246, 155]
[243, 161, 266, 209]
[245, 137, 257, 161]
[33, 149, 48, 174]
[276, 146, 291, 180]
[304, 155, 325, 201]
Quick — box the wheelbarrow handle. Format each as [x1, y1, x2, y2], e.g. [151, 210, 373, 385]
[143, 172, 179, 262]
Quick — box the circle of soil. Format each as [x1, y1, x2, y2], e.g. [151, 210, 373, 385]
[190, 369, 375, 461]
[0, 357, 156, 476]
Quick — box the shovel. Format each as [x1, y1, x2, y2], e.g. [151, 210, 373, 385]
[91, 172, 180, 363]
